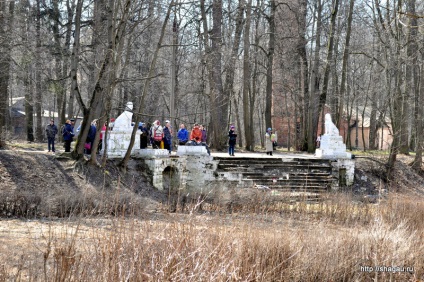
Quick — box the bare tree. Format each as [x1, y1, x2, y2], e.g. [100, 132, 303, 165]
[306, 0, 323, 153]
[336, 0, 355, 129]
[200, 0, 227, 150]
[0, 1, 15, 147]
[34, 0, 43, 141]
[243, 0, 253, 151]
[265, 0, 275, 132]
[119, 0, 175, 170]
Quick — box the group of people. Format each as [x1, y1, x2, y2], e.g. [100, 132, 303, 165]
[46, 117, 278, 156]
[45, 118, 106, 154]
[45, 118, 76, 153]
[124, 119, 277, 157]
[139, 120, 208, 154]
[138, 120, 174, 153]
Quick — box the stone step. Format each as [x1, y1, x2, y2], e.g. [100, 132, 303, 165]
[216, 159, 332, 166]
[242, 186, 328, 194]
[215, 157, 332, 164]
[217, 163, 331, 169]
[246, 191, 323, 202]
[214, 156, 336, 199]
[243, 174, 333, 180]
[242, 178, 331, 186]
[253, 184, 329, 189]
[217, 166, 332, 174]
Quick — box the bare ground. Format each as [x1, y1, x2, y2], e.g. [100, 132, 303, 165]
[1, 142, 424, 217]
[0, 142, 424, 280]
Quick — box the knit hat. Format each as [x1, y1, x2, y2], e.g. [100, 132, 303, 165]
[267, 128, 272, 131]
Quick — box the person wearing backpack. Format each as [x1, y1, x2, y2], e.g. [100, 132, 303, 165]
[151, 120, 163, 149]
[62, 119, 74, 152]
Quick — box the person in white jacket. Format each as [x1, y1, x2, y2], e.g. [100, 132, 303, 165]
[265, 128, 276, 156]
[151, 120, 163, 149]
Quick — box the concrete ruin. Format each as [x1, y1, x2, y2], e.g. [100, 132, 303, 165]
[102, 106, 355, 195]
[136, 148, 354, 196]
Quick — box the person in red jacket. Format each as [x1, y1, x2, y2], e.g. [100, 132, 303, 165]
[190, 123, 202, 143]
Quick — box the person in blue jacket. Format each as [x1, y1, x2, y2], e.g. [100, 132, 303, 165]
[62, 119, 74, 152]
[177, 123, 189, 145]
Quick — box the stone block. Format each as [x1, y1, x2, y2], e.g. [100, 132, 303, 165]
[137, 149, 169, 158]
[177, 145, 208, 156]
[101, 130, 141, 158]
[316, 134, 351, 159]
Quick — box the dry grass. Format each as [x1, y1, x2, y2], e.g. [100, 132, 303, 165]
[0, 193, 423, 281]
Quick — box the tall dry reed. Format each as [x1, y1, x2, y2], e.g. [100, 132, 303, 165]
[1, 193, 422, 281]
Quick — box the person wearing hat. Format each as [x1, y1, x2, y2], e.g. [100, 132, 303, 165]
[45, 119, 58, 154]
[265, 128, 274, 155]
[151, 120, 163, 149]
[70, 118, 76, 131]
[228, 125, 237, 156]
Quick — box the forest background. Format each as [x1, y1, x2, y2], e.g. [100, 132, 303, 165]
[0, 0, 423, 177]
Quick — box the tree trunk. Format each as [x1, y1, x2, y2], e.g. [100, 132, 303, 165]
[223, 0, 244, 130]
[35, 0, 43, 141]
[297, 0, 309, 151]
[68, 0, 83, 120]
[401, 0, 417, 155]
[0, 1, 14, 147]
[265, 0, 275, 131]
[336, 0, 355, 128]
[25, 71, 35, 142]
[315, 0, 339, 141]
[307, 0, 322, 153]
[200, 0, 226, 150]
[243, 0, 253, 151]
[210, 0, 226, 150]
[408, 0, 422, 170]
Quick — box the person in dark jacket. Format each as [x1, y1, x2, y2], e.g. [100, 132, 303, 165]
[45, 119, 58, 154]
[138, 122, 149, 149]
[163, 120, 172, 153]
[228, 125, 237, 156]
[62, 119, 74, 152]
[85, 120, 97, 154]
[177, 123, 189, 145]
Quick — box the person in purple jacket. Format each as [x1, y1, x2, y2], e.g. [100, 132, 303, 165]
[200, 125, 207, 143]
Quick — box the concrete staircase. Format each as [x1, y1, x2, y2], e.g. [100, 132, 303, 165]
[214, 157, 335, 201]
